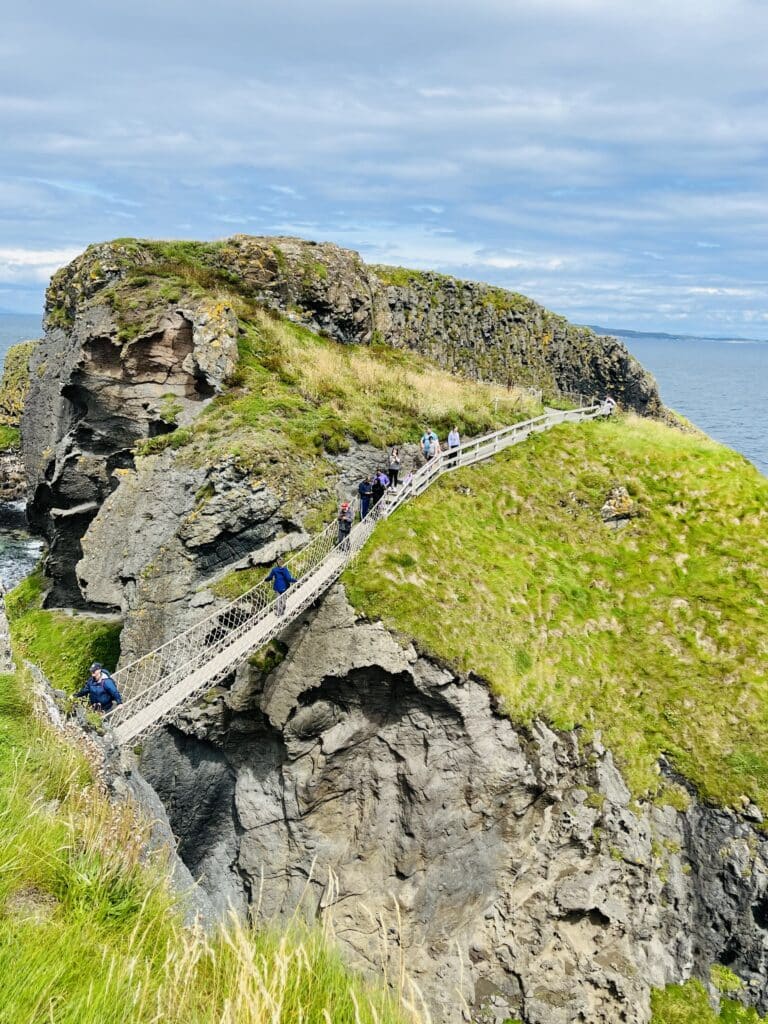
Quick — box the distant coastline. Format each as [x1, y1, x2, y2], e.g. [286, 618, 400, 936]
[590, 324, 767, 345]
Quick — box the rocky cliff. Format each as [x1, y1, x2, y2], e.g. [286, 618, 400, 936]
[139, 587, 768, 1024]
[24, 236, 741, 1024]
[21, 235, 660, 620]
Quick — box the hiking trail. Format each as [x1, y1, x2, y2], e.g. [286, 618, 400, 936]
[109, 401, 608, 743]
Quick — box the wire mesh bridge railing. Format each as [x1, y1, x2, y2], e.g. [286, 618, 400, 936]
[108, 401, 608, 744]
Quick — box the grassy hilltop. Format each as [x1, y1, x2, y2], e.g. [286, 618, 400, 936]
[347, 414, 768, 813]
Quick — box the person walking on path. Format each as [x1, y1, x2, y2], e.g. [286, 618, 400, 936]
[74, 663, 123, 712]
[358, 475, 373, 519]
[421, 428, 437, 460]
[447, 425, 460, 463]
[388, 447, 402, 487]
[428, 434, 441, 460]
[265, 556, 296, 617]
[337, 499, 354, 548]
[603, 395, 616, 415]
[371, 471, 386, 508]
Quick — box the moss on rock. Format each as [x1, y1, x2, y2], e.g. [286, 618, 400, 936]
[0, 340, 37, 431]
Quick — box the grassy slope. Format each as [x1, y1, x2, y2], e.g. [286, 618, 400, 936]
[138, 309, 541, 465]
[652, 978, 764, 1023]
[346, 414, 768, 812]
[6, 568, 122, 692]
[0, 642, 415, 1023]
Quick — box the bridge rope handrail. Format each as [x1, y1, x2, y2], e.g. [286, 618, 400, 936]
[108, 400, 607, 743]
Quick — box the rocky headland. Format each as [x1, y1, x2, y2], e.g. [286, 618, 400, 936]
[9, 235, 768, 1024]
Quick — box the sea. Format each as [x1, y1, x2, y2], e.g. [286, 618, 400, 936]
[0, 314, 43, 587]
[0, 313, 764, 588]
[608, 331, 768, 479]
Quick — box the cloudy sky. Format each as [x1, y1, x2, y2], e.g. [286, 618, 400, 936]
[2, 0, 768, 336]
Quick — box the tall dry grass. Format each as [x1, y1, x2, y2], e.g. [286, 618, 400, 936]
[0, 668, 426, 1024]
[274, 312, 541, 435]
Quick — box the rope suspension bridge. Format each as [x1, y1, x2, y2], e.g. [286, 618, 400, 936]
[108, 401, 608, 744]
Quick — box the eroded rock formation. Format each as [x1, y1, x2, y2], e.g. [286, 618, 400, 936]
[22, 235, 662, 609]
[140, 587, 768, 1024]
[22, 300, 238, 606]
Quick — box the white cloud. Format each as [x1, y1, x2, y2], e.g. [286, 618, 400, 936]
[0, 248, 82, 284]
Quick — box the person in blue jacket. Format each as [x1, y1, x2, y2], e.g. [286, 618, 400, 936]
[74, 663, 123, 712]
[265, 556, 296, 617]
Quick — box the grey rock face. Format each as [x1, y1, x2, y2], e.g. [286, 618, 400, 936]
[77, 450, 304, 664]
[22, 299, 238, 606]
[0, 450, 26, 500]
[372, 275, 660, 416]
[139, 587, 768, 1024]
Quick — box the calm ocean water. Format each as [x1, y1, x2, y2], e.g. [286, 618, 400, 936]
[621, 335, 768, 478]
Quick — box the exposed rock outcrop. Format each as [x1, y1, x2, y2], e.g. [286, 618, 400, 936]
[0, 450, 26, 501]
[23, 235, 662, 609]
[140, 587, 768, 1024]
[22, 298, 238, 606]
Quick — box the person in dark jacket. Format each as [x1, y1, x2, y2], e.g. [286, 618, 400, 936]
[358, 475, 373, 519]
[337, 500, 354, 548]
[371, 471, 385, 508]
[74, 663, 123, 712]
[265, 557, 296, 617]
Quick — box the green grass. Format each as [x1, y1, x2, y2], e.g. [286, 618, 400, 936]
[6, 568, 122, 692]
[211, 566, 265, 600]
[345, 414, 768, 811]
[0, 667, 417, 1024]
[0, 424, 20, 449]
[370, 265, 436, 288]
[651, 979, 764, 1023]
[135, 309, 542, 516]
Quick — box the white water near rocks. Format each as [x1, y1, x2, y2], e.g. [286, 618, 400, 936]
[0, 317, 43, 587]
[0, 500, 42, 589]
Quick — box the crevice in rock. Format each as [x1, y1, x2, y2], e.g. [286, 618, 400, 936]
[137, 588, 768, 1024]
